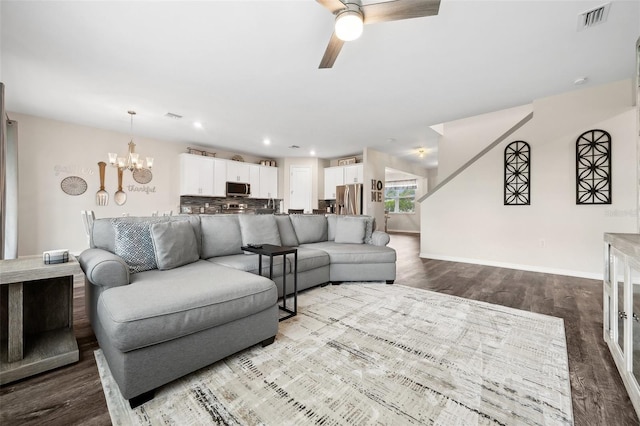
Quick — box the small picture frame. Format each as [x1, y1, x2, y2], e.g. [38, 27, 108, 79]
[338, 157, 357, 166]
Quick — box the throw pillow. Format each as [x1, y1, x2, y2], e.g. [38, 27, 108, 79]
[327, 215, 374, 243]
[289, 214, 328, 244]
[334, 216, 366, 244]
[238, 215, 282, 251]
[275, 215, 299, 247]
[200, 215, 244, 258]
[326, 214, 337, 241]
[150, 221, 200, 270]
[112, 218, 166, 273]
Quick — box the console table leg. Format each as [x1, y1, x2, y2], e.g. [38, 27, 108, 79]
[8, 282, 24, 362]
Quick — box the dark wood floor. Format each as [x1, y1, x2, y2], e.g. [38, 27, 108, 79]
[1, 232, 637, 425]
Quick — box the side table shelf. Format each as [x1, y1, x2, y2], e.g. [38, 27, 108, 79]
[0, 255, 82, 385]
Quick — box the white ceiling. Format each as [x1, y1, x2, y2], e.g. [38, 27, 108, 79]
[1, 1, 638, 169]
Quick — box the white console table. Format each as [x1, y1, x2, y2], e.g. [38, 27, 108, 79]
[603, 233, 640, 418]
[0, 255, 81, 384]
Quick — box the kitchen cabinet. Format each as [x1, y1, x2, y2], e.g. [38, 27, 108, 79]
[258, 166, 278, 198]
[603, 233, 640, 418]
[344, 164, 364, 184]
[179, 153, 214, 196]
[226, 161, 251, 183]
[324, 164, 363, 199]
[249, 164, 261, 197]
[212, 158, 227, 197]
[181, 154, 278, 199]
[324, 167, 343, 199]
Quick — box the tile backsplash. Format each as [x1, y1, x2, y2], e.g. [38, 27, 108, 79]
[180, 196, 282, 214]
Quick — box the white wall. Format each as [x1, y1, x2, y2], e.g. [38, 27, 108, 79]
[364, 148, 429, 232]
[10, 113, 278, 256]
[420, 79, 638, 279]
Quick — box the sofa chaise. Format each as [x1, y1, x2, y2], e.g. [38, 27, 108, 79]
[79, 213, 396, 407]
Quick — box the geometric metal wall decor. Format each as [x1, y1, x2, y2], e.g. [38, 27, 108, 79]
[576, 129, 611, 204]
[504, 140, 531, 205]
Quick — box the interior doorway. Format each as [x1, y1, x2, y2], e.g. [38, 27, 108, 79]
[289, 166, 312, 213]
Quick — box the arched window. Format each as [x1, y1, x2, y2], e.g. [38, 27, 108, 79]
[504, 141, 530, 205]
[576, 129, 611, 204]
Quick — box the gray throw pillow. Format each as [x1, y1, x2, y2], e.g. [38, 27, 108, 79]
[334, 217, 366, 244]
[327, 215, 374, 243]
[150, 221, 200, 270]
[238, 215, 282, 250]
[326, 214, 337, 241]
[200, 215, 244, 258]
[275, 215, 299, 247]
[112, 218, 165, 273]
[290, 214, 328, 244]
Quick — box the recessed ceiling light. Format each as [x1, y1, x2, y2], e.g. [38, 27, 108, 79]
[310, 150, 316, 156]
[387, 138, 396, 143]
[193, 122, 203, 129]
[263, 138, 271, 145]
[574, 77, 588, 85]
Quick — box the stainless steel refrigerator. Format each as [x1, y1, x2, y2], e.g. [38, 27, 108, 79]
[336, 184, 363, 215]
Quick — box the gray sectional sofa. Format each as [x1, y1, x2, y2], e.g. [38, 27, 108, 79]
[78, 213, 396, 407]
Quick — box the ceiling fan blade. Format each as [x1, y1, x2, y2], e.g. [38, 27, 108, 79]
[316, 0, 346, 14]
[319, 32, 345, 69]
[363, 0, 440, 24]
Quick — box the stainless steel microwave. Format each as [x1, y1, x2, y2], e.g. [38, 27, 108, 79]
[226, 181, 250, 197]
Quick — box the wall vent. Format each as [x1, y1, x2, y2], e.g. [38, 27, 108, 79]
[165, 112, 183, 119]
[577, 3, 611, 31]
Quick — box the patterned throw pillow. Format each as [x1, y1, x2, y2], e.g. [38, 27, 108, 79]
[112, 218, 166, 273]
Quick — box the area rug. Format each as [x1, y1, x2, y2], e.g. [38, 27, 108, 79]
[95, 283, 574, 425]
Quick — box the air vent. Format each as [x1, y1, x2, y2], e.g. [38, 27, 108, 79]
[288, 145, 300, 149]
[165, 112, 183, 119]
[577, 3, 610, 31]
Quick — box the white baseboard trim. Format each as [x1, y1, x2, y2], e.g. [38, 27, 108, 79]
[419, 252, 603, 280]
[388, 229, 420, 234]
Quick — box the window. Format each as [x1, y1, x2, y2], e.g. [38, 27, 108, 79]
[384, 179, 417, 213]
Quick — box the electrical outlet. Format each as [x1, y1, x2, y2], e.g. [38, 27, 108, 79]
[539, 239, 546, 248]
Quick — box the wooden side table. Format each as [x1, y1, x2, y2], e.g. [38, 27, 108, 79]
[0, 255, 82, 384]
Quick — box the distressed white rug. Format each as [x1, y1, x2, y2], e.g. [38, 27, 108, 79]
[96, 283, 573, 425]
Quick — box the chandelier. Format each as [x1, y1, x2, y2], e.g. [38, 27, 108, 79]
[108, 111, 153, 171]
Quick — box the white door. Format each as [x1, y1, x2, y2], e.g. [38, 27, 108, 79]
[290, 166, 312, 213]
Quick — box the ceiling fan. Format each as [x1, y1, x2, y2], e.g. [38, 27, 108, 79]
[317, 0, 441, 68]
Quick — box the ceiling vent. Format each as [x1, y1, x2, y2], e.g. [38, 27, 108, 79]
[577, 3, 611, 31]
[165, 112, 183, 119]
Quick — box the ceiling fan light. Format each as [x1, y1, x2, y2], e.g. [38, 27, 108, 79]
[335, 10, 363, 41]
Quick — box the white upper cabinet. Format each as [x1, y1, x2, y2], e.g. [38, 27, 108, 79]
[258, 166, 278, 198]
[181, 154, 278, 199]
[212, 158, 227, 197]
[226, 161, 251, 183]
[323, 164, 363, 199]
[249, 164, 261, 197]
[179, 154, 214, 196]
[324, 166, 344, 200]
[344, 164, 364, 184]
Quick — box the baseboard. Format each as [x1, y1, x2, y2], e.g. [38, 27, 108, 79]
[387, 229, 420, 234]
[419, 253, 603, 280]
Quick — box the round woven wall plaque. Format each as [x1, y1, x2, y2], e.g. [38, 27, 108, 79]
[61, 176, 88, 196]
[133, 168, 153, 184]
